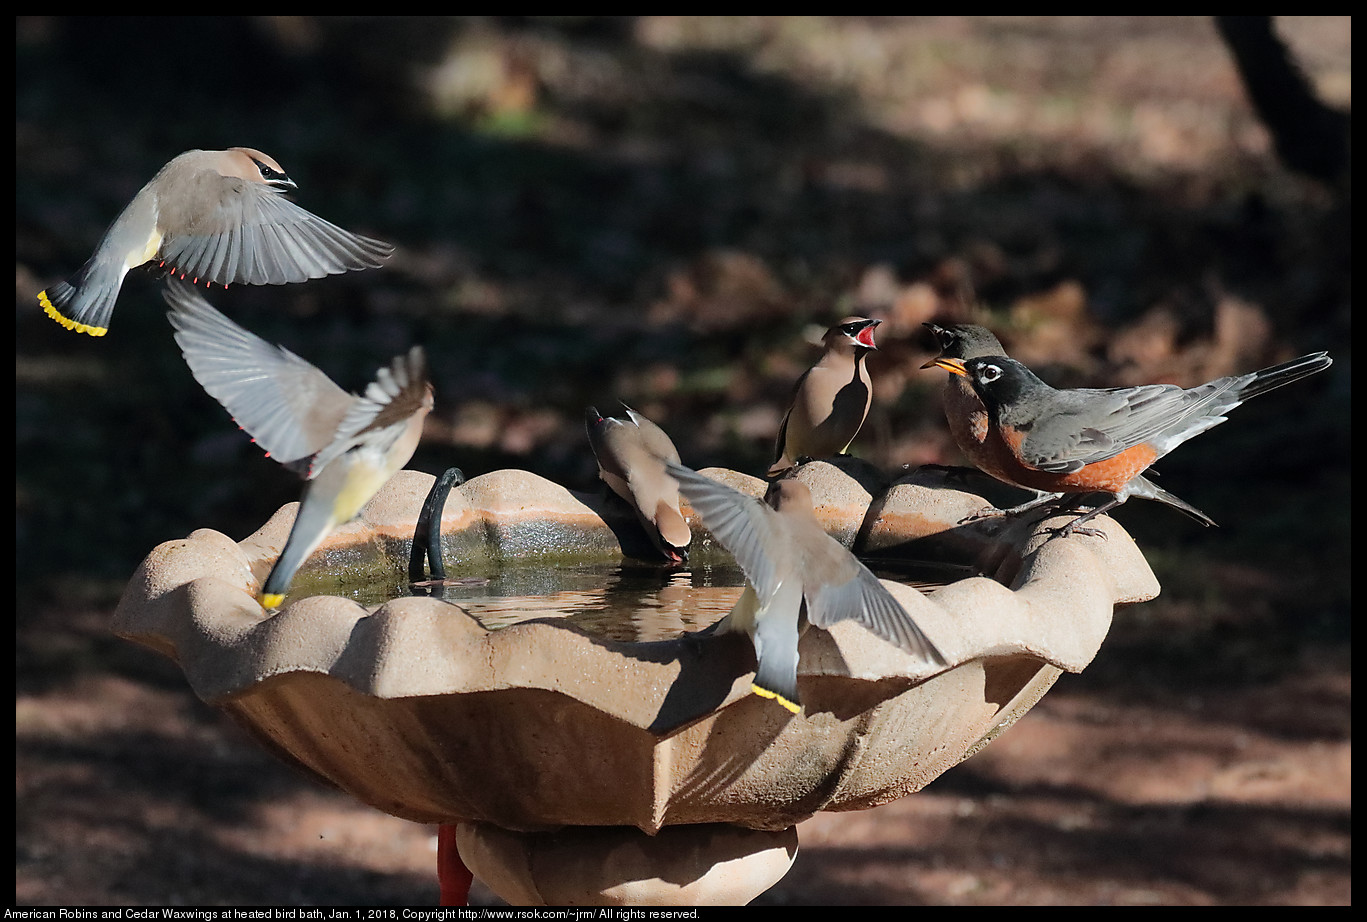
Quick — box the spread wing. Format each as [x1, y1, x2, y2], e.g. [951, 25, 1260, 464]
[164, 280, 355, 471]
[666, 462, 786, 602]
[311, 346, 430, 472]
[804, 536, 945, 664]
[159, 172, 392, 286]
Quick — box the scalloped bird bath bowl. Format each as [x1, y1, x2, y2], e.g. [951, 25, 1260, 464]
[111, 460, 1159, 905]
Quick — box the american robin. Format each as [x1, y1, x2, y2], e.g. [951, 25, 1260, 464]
[922, 322, 1025, 487]
[40, 148, 393, 337]
[922, 321, 1210, 525]
[770, 317, 881, 479]
[929, 350, 1333, 536]
[164, 280, 432, 608]
[586, 403, 691, 564]
[667, 461, 945, 713]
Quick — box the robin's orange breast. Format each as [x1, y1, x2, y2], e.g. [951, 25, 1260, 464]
[944, 381, 1036, 487]
[995, 425, 1160, 495]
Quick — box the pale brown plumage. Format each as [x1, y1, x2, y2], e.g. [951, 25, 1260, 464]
[40, 147, 393, 337]
[769, 317, 880, 479]
[586, 404, 691, 563]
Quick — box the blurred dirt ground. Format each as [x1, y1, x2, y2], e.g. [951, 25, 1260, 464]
[16, 16, 1349, 905]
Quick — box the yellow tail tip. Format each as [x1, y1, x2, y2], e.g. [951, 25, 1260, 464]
[751, 683, 801, 714]
[39, 293, 108, 337]
[259, 593, 286, 610]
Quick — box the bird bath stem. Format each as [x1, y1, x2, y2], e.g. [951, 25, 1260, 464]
[111, 460, 1159, 905]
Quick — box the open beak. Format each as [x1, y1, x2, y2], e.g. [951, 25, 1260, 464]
[930, 357, 970, 377]
[854, 320, 880, 349]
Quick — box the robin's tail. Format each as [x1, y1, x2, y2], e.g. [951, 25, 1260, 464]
[1232, 351, 1333, 403]
[1129, 474, 1217, 527]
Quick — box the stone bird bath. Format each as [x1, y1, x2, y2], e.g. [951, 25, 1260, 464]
[111, 460, 1159, 905]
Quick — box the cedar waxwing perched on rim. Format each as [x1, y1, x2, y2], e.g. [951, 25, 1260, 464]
[666, 461, 945, 713]
[39, 148, 394, 337]
[922, 321, 1214, 526]
[769, 316, 881, 479]
[163, 281, 433, 609]
[586, 404, 691, 564]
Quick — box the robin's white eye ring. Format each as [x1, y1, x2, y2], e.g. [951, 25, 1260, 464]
[980, 364, 1002, 383]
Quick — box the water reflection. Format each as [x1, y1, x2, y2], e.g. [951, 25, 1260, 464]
[330, 559, 972, 643]
[424, 564, 749, 642]
[415, 555, 962, 642]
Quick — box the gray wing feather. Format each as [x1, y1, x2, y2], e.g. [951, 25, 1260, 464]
[1022, 384, 1231, 471]
[161, 183, 392, 287]
[622, 404, 681, 464]
[666, 463, 784, 601]
[668, 462, 944, 665]
[807, 562, 945, 664]
[163, 281, 356, 468]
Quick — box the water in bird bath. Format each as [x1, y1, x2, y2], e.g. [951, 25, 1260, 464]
[288, 557, 971, 643]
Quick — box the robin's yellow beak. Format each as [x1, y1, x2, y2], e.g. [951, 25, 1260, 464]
[930, 357, 970, 377]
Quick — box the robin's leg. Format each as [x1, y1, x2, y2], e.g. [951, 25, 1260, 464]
[1047, 497, 1123, 539]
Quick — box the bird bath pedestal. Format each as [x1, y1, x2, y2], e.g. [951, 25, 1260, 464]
[111, 461, 1159, 905]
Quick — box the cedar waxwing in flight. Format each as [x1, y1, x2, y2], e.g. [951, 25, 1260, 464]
[586, 404, 692, 564]
[163, 281, 433, 609]
[666, 461, 945, 713]
[769, 316, 881, 479]
[40, 148, 394, 337]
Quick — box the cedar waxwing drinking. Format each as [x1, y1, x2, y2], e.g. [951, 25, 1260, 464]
[163, 281, 433, 609]
[769, 316, 881, 479]
[40, 148, 394, 337]
[586, 404, 691, 564]
[666, 461, 945, 713]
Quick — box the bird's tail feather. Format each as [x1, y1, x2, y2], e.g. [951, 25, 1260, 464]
[1130, 474, 1217, 527]
[1234, 352, 1333, 403]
